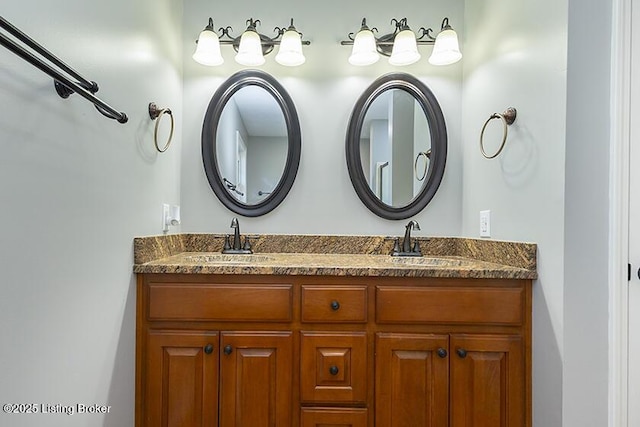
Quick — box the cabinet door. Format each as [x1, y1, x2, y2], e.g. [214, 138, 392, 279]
[375, 333, 449, 427]
[300, 331, 367, 403]
[144, 330, 219, 427]
[450, 334, 524, 427]
[219, 331, 293, 427]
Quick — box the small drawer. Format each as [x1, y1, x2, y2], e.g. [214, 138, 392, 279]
[301, 407, 368, 427]
[301, 286, 367, 323]
[300, 332, 367, 403]
[147, 283, 292, 322]
[376, 286, 524, 325]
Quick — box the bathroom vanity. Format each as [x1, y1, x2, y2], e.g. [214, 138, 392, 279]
[134, 234, 536, 427]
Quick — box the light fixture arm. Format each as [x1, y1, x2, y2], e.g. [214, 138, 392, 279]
[346, 18, 378, 42]
[416, 27, 436, 43]
[440, 17, 453, 31]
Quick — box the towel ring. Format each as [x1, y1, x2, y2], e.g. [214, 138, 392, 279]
[148, 102, 174, 153]
[414, 149, 431, 181]
[479, 107, 517, 159]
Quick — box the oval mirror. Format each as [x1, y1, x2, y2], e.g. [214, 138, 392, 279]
[345, 73, 447, 220]
[202, 70, 301, 216]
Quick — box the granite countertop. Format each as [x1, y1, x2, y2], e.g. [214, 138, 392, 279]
[133, 234, 537, 280]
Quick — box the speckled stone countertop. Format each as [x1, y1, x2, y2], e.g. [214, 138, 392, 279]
[133, 234, 537, 279]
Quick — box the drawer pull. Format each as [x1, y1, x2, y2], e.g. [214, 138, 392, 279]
[204, 344, 214, 355]
[224, 345, 233, 355]
[437, 348, 447, 358]
[329, 365, 339, 376]
[330, 300, 341, 311]
[456, 348, 467, 359]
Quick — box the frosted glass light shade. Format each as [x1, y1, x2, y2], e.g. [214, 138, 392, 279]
[275, 29, 305, 66]
[389, 29, 420, 66]
[235, 30, 265, 66]
[348, 29, 379, 66]
[428, 28, 462, 65]
[192, 29, 224, 66]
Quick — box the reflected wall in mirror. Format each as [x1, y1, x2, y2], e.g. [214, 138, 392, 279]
[346, 73, 447, 220]
[202, 70, 301, 217]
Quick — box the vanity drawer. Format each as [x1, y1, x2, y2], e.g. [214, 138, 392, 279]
[301, 285, 367, 323]
[301, 408, 368, 427]
[376, 286, 524, 325]
[300, 332, 367, 404]
[147, 283, 293, 322]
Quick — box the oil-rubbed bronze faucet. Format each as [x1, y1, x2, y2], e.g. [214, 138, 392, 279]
[222, 217, 253, 254]
[391, 220, 422, 257]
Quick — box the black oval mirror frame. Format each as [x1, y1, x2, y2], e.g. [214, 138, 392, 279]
[202, 70, 302, 217]
[345, 73, 447, 220]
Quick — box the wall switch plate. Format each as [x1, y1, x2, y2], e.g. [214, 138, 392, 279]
[480, 210, 491, 238]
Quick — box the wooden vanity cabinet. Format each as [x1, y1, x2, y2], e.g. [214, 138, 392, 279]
[136, 274, 531, 427]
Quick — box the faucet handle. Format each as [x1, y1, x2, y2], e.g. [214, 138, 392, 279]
[223, 235, 232, 251]
[412, 239, 422, 255]
[391, 238, 401, 255]
[243, 236, 253, 253]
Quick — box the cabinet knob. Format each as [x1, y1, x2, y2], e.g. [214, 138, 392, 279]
[224, 345, 233, 355]
[456, 348, 467, 359]
[204, 344, 214, 355]
[330, 300, 340, 311]
[329, 365, 339, 376]
[437, 348, 448, 358]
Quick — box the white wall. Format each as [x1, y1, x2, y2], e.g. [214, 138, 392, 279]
[460, 0, 567, 425]
[0, 1, 183, 426]
[180, 0, 464, 236]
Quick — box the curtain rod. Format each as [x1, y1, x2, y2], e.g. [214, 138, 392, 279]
[0, 16, 128, 124]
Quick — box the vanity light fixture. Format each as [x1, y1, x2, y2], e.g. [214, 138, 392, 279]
[341, 17, 462, 66]
[192, 17, 310, 67]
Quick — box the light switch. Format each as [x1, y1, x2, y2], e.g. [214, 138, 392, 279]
[480, 210, 491, 238]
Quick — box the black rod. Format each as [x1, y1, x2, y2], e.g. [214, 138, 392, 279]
[0, 16, 98, 93]
[0, 30, 128, 123]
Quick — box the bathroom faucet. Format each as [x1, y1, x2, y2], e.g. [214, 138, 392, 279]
[222, 217, 253, 254]
[391, 220, 422, 257]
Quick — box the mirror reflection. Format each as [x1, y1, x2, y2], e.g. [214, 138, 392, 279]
[359, 89, 432, 207]
[202, 69, 301, 217]
[216, 86, 288, 204]
[345, 72, 447, 220]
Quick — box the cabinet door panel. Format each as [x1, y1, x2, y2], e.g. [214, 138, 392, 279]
[145, 330, 219, 427]
[450, 334, 524, 427]
[375, 333, 449, 427]
[220, 332, 293, 427]
[300, 331, 367, 403]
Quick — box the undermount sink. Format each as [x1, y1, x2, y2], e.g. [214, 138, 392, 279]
[386, 256, 474, 267]
[182, 254, 275, 264]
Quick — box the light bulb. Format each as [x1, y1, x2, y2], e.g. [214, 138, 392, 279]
[428, 22, 462, 66]
[192, 26, 223, 66]
[235, 29, 265, 66]
[275, 28, 305, 66]
[389, 29, 420, 66]
[349, 29, 380, 66]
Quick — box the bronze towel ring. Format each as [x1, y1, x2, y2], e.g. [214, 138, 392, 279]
[479, 107, 517, 159]
[414, 149, 431, 181]
[149, 102, 174, 153]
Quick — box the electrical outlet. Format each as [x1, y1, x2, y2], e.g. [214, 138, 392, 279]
[162, 204, 171, 233]
[480, 210, 491, 238]
[162, 204, 181, 233]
